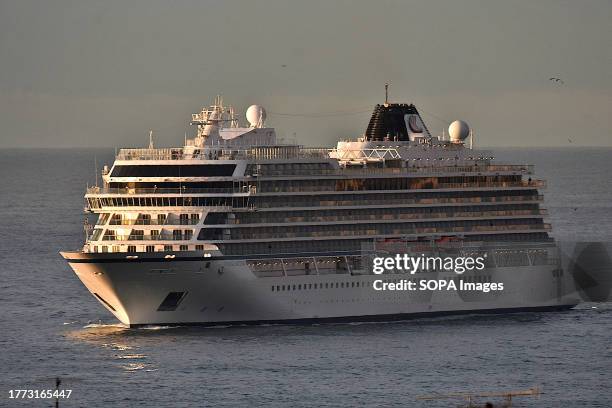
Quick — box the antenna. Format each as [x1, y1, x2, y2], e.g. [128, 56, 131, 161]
[94, 154, 98, 187]
[384, 83, 389, 105]
[148, 130, 154, 149]
[470, 129, 474, 149]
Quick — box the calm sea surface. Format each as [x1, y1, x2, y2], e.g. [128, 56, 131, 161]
[0, 148, 611, 407]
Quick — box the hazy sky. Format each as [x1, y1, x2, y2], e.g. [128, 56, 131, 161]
[0, 0, 611, 148]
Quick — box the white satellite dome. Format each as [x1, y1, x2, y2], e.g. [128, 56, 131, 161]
[246, 105, 267, 128]
[448, 120, 470, 143]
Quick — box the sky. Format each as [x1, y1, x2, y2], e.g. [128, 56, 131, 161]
[0, 0, 611, 148]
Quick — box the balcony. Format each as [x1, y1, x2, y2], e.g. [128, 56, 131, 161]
[254, 164, 534, 177]
[253, 194, 545, 209]
[256, 180, 546, 194]
[235, 209, 548, 225]
[109, 218, 199, 226]
[229, 224, 551, 241]
[101, 234, 192, 241]
[87, 186, 245, 195]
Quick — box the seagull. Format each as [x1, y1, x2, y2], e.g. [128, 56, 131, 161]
[281, 64, 287, 68]
[549, 77, 565, 85]
[568, 138, 573, 143]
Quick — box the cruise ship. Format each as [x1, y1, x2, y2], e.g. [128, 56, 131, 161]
[61, 94, 582, 327]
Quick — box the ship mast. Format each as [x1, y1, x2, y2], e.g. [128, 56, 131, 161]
[384, 82, 389, 106]
[189, 95, 236, 147]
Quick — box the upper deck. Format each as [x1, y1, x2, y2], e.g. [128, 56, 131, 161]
[78, 97, 553, 255]
[115, 146, 330, 161]
[89, 98, 543, 205]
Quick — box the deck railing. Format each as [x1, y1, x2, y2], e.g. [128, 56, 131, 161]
[87, 186, 249, 195]
[253, 194, 545, 209]
[232, 209, 548, 225]
[115, 146, 331, 161]
[256, 180, 546, 193]
[101, 234, 193, 241]
[230, 224, 551, 241]
[253, 164, 533, 177]
[108, 219, 200, 226]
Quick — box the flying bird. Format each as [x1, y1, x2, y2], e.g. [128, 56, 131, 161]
[281, 64, 287, 68]
[549, 77, 565, 85]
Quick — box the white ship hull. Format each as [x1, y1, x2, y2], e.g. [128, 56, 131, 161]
[62, 252, 580, 327]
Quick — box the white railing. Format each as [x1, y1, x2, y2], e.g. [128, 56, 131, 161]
[330, 147, 401, 161]
[115, 146, 331, 161]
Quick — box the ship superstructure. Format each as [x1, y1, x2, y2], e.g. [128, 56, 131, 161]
[61, 95, 579, 326]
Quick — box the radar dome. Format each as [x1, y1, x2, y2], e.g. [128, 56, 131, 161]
[448, 120, 470, 143]
[246, 105, 267, 128]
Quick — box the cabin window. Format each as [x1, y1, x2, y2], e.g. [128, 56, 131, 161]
[138, 214, 151, 225]
[157, 292, 187, 311]
[91, 228, 103, 241]
[111, 164, 236, 177]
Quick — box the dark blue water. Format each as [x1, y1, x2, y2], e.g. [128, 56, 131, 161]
[0, 148, 611, 407]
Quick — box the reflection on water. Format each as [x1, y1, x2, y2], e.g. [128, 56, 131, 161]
[65, 324, 128, 343]
[117, 354, 147, 360]
[122, 363, 147, 371]
[65, 323, 162, 373]
[140, 325, 178, 331]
